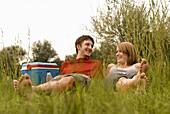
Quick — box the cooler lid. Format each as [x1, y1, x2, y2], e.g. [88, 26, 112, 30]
[22, 62, 59, 70]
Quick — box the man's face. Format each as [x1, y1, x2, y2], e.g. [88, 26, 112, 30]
[77, 39, 94, 58]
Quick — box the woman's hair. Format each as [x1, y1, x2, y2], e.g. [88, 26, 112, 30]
[75, 35, 94, 54]
[117, 42, 138, 65]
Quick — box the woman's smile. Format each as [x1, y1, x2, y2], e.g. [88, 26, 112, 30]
[116, 47, 128, 65]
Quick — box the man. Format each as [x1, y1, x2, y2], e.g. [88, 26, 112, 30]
[13, 35, 104, 92]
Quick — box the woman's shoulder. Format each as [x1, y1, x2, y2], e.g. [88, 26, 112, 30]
[107, 63, 116, 68]
[106, 63, 116, 76]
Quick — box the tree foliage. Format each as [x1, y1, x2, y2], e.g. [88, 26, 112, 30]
[89, 48, 102, 61]
[65, 54, 77, 61]
[0, 45, 26, 78]
[90, 0, 169, 65]
[32, 40, 58, 62]
[52, 57, 64, 70]
[90, 0, 169, 81]
[65, 47, 104, 62]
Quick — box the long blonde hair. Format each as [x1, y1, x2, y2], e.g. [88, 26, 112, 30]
[117, 42, 138, 65]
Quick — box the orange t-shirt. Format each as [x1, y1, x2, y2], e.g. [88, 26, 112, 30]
[59, 58, 104, 79]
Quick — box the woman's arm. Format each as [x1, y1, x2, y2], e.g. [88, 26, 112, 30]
[106, 64, 116, 76]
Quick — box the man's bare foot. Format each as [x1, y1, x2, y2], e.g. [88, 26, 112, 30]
[20, 73, 32, 87]
[13, 73, 32, 93]
[13, 80, 19, 92]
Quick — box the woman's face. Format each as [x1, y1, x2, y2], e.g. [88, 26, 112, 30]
[116, 47, 128, 65]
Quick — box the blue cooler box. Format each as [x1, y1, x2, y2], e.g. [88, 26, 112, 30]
[21, 62, 59, 85]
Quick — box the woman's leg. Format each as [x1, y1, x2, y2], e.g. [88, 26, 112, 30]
[116, 73, 149, 92]
[116, 59, 149, 92]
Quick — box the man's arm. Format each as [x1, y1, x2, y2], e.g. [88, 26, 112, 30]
[98, 61, 104, 78]
[59, 62, 66, 75]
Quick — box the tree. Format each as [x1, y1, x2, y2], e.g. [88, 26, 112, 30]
[32, 40, 58, 62]
[90, 0, 169, 65]
[64, 47, 107, 65]
[90, 0, 169, 82]
[0, 45, 26, 78]
[65, 54, 77, 61]
[89, 48, 102, 61]
[51, 57, 64, 71]
[92, 41, 116, 66]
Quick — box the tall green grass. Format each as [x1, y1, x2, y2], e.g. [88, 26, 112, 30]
[0, 74, 169, 114]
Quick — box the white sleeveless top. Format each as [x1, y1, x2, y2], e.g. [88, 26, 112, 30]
[109, 64, 138, 78]
[104, 65, 138, 84]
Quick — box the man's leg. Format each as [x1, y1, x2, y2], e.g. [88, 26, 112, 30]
[33, 76, 74, 92]
[13, 74, 74, 93]
[13, 74, 32, 92]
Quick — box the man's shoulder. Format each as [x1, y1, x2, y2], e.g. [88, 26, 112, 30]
[62, 59, 101, 65]
[88, 59, 101, 63]
[61, 59, 75, 65]
[61, 59, 80, 65]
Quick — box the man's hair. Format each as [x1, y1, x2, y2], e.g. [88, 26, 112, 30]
[75, 35, 94, 54]
[117, 42, 138, 65]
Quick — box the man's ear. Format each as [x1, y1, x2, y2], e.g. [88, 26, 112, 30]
[77, 44, 81, 50]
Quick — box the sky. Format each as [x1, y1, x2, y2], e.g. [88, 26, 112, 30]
[0, 0, 104, 60]
[0, 0, 169, 61]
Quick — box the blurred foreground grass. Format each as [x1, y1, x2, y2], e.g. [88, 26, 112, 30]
[0, 69, 169, 114]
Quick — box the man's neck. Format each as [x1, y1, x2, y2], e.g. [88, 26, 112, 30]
[76, 54, 88, 59]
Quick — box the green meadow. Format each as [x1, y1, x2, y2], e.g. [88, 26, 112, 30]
[0, 69, 169, 114]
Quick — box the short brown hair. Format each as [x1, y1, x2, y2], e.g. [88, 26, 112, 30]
[75, 35, 94, 54]
[117, 42, 138, 65]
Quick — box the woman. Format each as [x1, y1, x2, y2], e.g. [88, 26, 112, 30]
[105, 42, 149, 92]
